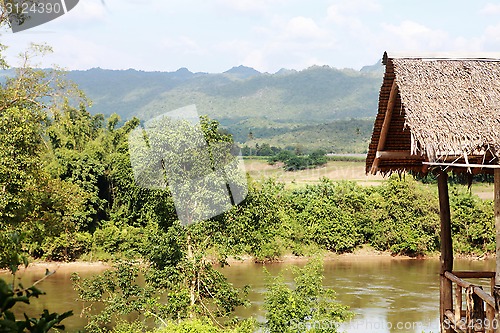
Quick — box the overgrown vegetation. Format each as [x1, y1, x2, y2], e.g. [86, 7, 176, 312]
[0, 29, 497, 332]
[0, 46, 495, 263]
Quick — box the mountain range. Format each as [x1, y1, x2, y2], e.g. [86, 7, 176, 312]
[2, 61, 385, 153]
[66, 62, 383, 123]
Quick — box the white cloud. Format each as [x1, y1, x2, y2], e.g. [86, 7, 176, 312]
[284, 16, 328, 40]
[221, 15, 339, 72]
[483, 24, 500, 43]
[55, 0, 107, 25]
[241, 50, 265, 70]
[477, 23, 500, 53]
[381, 20, 448, 50]
[480, 3, 500, 15]
[327, 0, 381, 26]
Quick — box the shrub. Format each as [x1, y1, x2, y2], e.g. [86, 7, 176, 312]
[264, 257, 353, 333]
[367, 175, 440, 256]
[42, 232, 92, 261]
[450, 186, 495, 254]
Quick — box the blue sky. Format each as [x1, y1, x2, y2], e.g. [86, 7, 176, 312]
[2, 0, 500, 73]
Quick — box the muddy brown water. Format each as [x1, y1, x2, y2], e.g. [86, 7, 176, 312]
[1, 258, 495, 332]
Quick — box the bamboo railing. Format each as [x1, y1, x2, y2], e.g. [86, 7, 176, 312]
[443, 271, 496, 333]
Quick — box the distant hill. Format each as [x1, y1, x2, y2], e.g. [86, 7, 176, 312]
[65, 64, 383, 125]
[240, 118, 374, 154]
[223, 65, 261, 79]
[0, 63, 384, 152]
[360, 60, 384, 74]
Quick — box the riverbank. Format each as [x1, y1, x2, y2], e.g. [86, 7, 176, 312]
[0, 251, 422, 275]
[2, 246, 493, 274]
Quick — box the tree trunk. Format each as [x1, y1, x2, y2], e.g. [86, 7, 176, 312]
[187, 232, 196, 318]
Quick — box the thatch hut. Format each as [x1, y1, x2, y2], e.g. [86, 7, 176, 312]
[366, 52, 500, 333]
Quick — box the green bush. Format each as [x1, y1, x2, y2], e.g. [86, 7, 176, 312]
[264, 257, 352, 333]
[288, 180, 365, 253]
[91, 222, 145, 258]
[450, 186, 495, 254]
[367, 175, 440, 256]
[42, 232, 92, 261]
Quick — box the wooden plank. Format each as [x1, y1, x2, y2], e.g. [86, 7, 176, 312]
[370, 80, 398, 174]
[453, 271, 496, 279]
[439, 170, 454, 333]
[446, 271, 472, 288]
[474, 286, 495, 308]
[445, 310, 467, 333]
[456, 285, 463, 324]
[486, 303, 495, 333]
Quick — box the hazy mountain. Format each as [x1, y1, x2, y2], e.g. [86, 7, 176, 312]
[65, 64, 383, 125]
[360, 60, 384, 73]
[274, 68, 298, 76]
[0, 63, 383, 152]
[223, 65, 261, 79]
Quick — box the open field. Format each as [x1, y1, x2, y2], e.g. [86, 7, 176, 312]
[470, 182, 494, 200]
[242, 158, 496, 200]
[243, 158, 384, 187]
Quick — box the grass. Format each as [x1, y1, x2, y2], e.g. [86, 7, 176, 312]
[242, 158, 384, 187]
[242, 158, 496, 200]
[469, 182, 494, 200]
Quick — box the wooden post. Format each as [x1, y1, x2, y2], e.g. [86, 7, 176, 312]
[438, 170, 453, 333]
[494, 169, 500, 332]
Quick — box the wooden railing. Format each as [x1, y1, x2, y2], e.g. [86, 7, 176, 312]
[444, 271, 496, 333]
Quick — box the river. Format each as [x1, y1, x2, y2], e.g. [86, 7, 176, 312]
[1, 257, 495, 332]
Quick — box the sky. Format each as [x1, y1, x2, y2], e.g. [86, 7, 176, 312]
[2, 0, 500, 73]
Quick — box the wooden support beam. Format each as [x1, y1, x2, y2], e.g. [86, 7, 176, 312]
[370, 81, 398, 174]
[487, 302, 496, 333]
[375, 151, 425, 160]
[494, 168, 500, 331]
[439, 170, 453, 333]
[444, 310, 467, 333]
[423, 162, 500, 169]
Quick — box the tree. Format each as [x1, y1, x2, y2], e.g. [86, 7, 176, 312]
[264, 257, 353, 333]
[0, 44, 91, 260]
[72, 115, 250, 330]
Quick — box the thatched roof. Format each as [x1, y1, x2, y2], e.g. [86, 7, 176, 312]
[366, 52, 500, 175]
